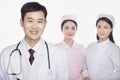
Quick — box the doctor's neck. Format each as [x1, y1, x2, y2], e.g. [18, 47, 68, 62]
[25, 37, 39, 48]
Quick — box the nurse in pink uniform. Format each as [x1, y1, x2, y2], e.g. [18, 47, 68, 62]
[56, 15, 86, 80]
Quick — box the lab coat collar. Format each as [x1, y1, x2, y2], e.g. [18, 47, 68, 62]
[33, 38, 46, 56]
[22, 39, 30, 51]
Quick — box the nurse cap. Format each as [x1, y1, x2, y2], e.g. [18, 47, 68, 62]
[61, 15, 77, 23]
[97, 14, 115, 26]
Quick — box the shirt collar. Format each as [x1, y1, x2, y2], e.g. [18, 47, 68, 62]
[21, 38, 46, 55]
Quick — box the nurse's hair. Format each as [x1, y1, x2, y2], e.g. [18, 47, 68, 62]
[96, 17, 115, 43]
[61, 20, 78, 30]
[21, 2, 47, 20]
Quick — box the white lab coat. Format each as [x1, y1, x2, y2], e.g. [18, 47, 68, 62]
[82, 39, 120, 80]
[0, 38, 68, 80]
[0, 64, 6, 80]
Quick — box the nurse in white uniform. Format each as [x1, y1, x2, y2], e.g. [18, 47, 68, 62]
[82, 14, 120, 80]
[0, 2, 68, 80]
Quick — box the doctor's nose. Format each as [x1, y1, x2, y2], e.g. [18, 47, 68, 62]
[32, 22, 37, 28]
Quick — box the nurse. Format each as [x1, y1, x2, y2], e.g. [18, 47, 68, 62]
[0, 2, 68, 80]
[56, 15, 86, 80]
[82, 14, 120, 80]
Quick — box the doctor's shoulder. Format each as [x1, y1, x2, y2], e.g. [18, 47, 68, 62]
[0, 43, 17, 56]
[46, 42, 67, 61]
[46, 42, 68, 65]
[47, 42, 67, 55]
[47, 43, 68, 80]
[0, 43, 17, 69]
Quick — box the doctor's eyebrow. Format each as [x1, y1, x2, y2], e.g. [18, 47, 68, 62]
[27, 17, 45, 21]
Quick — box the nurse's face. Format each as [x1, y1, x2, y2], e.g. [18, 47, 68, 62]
[20, 11, 46, 42]
[62, 21, 77, 40]
[96, 20, 112, 42]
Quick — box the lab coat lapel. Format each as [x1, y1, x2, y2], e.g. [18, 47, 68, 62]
[19, 48, 30, 80]
[15, 40, 31, 80]
[27, 53, 45, 80]
[27, 39, 46, 80]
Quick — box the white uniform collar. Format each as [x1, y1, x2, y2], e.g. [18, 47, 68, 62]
[98, 39, 111, 46]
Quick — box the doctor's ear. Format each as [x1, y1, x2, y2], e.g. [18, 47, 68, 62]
[20, 19, 24, 27]
[44, 20, 47, 27]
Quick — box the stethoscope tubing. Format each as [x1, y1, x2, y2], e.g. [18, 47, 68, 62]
[7, 41, 51, 75]
[44, 41, 51, 69]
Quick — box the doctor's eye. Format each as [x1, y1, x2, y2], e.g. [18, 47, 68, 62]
[37, 20, 43, 23]
[104, 26, 109, 29]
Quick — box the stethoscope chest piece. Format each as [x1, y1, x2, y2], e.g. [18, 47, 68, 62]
[47, 69, 52, 75]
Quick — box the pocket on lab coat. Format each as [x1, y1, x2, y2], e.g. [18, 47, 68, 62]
[37, 68, 53, 80]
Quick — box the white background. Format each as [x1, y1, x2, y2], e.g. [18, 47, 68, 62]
[0, 0, 120, 52]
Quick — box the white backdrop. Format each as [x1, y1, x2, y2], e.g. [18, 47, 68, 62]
[0, 0, 120, 52]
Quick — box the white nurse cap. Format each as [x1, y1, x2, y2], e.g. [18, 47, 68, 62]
[61, 15, 77, 23]
[97, 14, 115, 26]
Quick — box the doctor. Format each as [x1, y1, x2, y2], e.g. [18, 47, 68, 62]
[0, 2, 68, 80]
[82, 14, 120, 80]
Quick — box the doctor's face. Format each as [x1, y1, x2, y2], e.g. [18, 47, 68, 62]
[62, 21, 77, 40]
[20, 11, 46, 42]
[96, 20, 112, 42]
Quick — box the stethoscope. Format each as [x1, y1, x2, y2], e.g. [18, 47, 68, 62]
[7, 41, 52, 77]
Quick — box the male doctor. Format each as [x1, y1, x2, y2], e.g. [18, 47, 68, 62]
[0, 2, 68, 80]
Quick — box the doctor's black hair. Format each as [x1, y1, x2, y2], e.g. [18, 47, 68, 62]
[61, 20, 78, 30]
[96, 17, 115, 43]
[21, 2, 47, 20]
